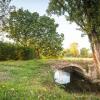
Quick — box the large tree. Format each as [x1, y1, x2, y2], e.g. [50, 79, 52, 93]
[5, 9, 39, 46]
[4, 9, 64, 58]
[32, 15, 64, 58]
[47, 0, 100, 77]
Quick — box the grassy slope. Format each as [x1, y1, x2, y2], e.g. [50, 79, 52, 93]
[0, 59, 99, 100]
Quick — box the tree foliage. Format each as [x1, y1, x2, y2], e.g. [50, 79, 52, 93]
[0, 0, 11, 19]
[62, 42, 79, 57]
[47, 0, 100, 75]
[4, 9, 64, 58]
[47, 0, 100, 38]
[80, 48, 89, 57]
[5, 9, 39, 46]
[70, 42, 79, 57]
[0, 0, 14, 30]
[62, 49, 71, 57]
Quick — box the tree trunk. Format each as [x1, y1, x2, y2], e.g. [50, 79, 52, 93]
[88, 33, 100, 78]
[91, 42, 100, 77]
[35, 48, 40, 59]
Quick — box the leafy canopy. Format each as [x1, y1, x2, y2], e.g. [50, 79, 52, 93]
[0, 0, 14, 30]
[4, 8, 64, 57]
[47, 0, 100, 40]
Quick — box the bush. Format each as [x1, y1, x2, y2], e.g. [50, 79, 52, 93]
[0, 42, 35, 60]
[16, 47, 35, 60]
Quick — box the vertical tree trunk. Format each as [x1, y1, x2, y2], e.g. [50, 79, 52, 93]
[35, 48, 40, 59]
[91, 42, 100, 76]
[88, 33, 100, 78]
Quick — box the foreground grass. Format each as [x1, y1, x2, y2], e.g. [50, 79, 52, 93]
[0, 59, 99, 100]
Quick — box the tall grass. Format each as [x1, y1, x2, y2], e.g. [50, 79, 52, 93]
[0, 60, 99, 100]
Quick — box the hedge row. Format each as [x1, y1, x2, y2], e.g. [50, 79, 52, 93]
[0, 42, 35, 60]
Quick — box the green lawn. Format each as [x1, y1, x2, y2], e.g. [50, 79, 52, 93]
[0, 59, 99, 100]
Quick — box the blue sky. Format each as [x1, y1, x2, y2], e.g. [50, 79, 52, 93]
[10, 0, 91, 49]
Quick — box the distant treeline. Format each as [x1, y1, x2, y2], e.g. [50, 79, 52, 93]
[62, 43, 92, 58]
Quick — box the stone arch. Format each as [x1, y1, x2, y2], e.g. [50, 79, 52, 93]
[59, 64, 90, 82]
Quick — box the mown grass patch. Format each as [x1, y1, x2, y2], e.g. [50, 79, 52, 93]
[0, 59, 100, 100]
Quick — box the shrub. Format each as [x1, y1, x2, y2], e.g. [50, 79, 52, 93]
[16, 47, 35, 60]
[0, 42, 35, 60]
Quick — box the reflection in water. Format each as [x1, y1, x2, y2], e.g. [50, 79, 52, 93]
[54, 70, 70, 84]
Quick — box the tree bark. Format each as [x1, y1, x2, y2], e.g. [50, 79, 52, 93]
[88, 33, 100, 78]
[92, 42, 100, 77]
[35, 48, 40, 59]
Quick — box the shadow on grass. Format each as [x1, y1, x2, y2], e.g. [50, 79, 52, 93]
[59, 79, 100, 95]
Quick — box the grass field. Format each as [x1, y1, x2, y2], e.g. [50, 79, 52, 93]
[63, 57, 93, 62]
[0, 59, 100, 100]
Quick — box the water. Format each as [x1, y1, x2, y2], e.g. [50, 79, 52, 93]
[54, 70, 70, 84]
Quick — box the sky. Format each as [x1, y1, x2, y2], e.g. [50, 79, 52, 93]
[10, 0, 91, 50]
